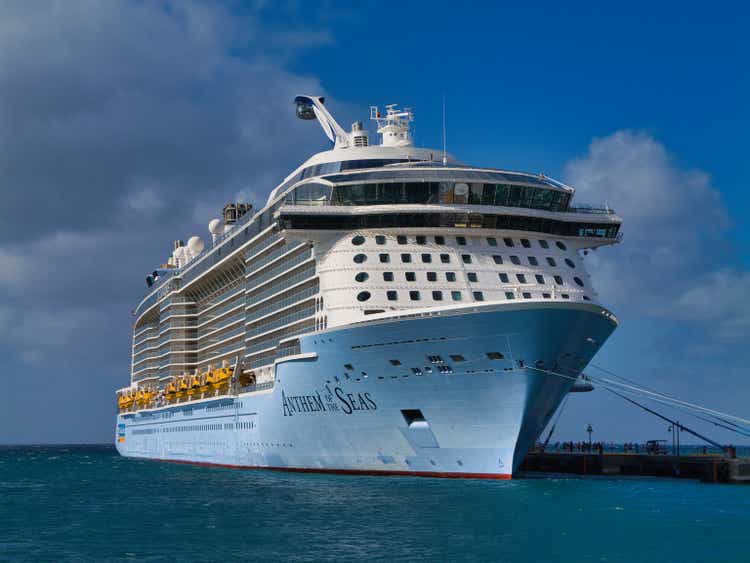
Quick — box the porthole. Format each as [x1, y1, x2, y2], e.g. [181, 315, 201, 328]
[375, 235, 386, 245]
[493, 255, 503, 264]
[554, 275, 564, 285]
[356, 291, 371, 302]
[383, 271, 394, 281]
[353, 254, 367, 264]
[556, 241, 567, 251]
[387, 290, 398, 301]
[521, 239, 531, 248]
[379, 253, 390, 263]
[432, 290, 443, 301]
[499, 273, 509, 283]
[473, 291, 484, 301]
[352, 235, 365, 246]
[546, 257, 557, 267]
[574, 276, 584, 287]
[397, 235, 407, 245]
[355, 272, 369, 283]
[510, 255, 521, 265]
[535, 274, 545, 284]
[565, 258, 576, 269]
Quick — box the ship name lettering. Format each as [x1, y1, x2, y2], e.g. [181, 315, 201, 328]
[282, 390, 326, 417]
[335, 387, 377, 415]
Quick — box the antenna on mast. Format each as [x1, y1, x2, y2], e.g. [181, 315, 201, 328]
[442, 93, 447, 166]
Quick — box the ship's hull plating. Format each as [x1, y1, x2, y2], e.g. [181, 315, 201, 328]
[116, 303, 616, 478]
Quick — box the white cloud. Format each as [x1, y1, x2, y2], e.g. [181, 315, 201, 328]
[565, 131, 750, 340]
[0, 1, 336, 368]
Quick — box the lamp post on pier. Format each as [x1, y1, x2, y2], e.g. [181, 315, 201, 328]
[586, 424, 593, 451]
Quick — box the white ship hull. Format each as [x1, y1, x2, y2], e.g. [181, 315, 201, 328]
[116, 302, 616, 478]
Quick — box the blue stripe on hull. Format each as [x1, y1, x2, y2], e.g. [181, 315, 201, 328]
[116, 303, 616, 477]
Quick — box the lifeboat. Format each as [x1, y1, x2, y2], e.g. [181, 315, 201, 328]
[198, 372, 211, 396]
[164, 381, 177, 402]
[186, 374, 201, 397]
[211, 367, 231, 390]
[176, 377, 188, 399]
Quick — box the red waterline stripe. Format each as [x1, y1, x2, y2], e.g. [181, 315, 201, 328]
[133, 456, 512, 480]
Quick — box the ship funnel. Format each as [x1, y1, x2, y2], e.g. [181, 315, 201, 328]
[350, 121, 369, 147]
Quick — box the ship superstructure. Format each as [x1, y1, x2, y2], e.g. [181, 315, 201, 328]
[116, 96, 621, 478]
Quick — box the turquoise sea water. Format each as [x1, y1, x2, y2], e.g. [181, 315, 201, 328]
[1, 446, 748, 562]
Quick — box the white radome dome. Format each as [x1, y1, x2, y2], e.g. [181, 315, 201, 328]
[208, 218, 223, 235]
[187, 236, 205, 257]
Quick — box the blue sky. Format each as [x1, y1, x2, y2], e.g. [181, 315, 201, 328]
[1, 1, 748, 445]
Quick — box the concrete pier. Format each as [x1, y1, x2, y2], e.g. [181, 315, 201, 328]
[521, 451, 750, 484]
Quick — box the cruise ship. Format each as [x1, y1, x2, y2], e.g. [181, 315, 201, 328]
[115, 96, 622, 478]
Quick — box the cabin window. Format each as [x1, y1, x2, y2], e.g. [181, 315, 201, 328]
[546, 257, 557, 267]
[516, 274, 527, 284]
[487, 237, 498, 247]
[406, 272, 416, 282]
[510, 255, 521, 265]
[432, 290, 443, 301]
[487, 352, 504, 360]
[461, 254, 472, 264]
[390, 359, 402, 366]
[521, 239, 531, 248]
[535, 274, 545, 284]
[574, 276, 585, 287]
[554, 275, 564, 285]
[503, 238, 514, 247]
[539, 239, 549, 249]
[565, 258, 576, 269]
[499, 273, 509, 283]
[446, 272, 457, 282]
[450, 354, 466, 362]
[440, 254, 451, 263]
[401, 253, 412, 263]
[427, 272, 437, 282]
[355, 272, 369, 282]
[409, 290, 421, 301]
[383, 272, 394, 281]
[416, 235, 427, 245]
[556, 241, 567, 251]
[397, 235, 407, 245]
[467, 272, 478, 282]
[375, 235, 386, 245]
[493, 255, 503, 264]
[356, 291, 371, 302]
[435, 236, 445, 245]
[456, 236, 467, 246]
[505, 292, 515, 299]
[451, 291, 462, 301]
[352, 235, 365, 246]
[528, 256, 538, 266]
[353, 254, 367, 264]
[522, 292, 532, 299]
[422, 253, 432, 263]
[387, 290, 398, 301]
[473, 291, 484, 301]
[379, 253, 390, 263]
